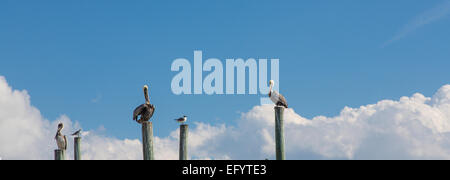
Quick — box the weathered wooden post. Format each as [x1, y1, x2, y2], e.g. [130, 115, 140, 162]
[54, 149, 65, 160]
[179, 124, 189, 160]
[142, 121, 154, 160]
[134, 85, 156, 160]
[274, 106, 285, 160]
[74, 137, 81, 160]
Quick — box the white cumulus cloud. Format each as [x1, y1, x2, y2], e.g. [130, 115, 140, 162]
[234, 86, 450, 160]
[1, 75, 450, 160]
[0, 76, 227, 160]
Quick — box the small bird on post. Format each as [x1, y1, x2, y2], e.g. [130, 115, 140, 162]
[71, 129, 82, 138]
[71, 129, 83, 160]
[177, 115, 189, 160]
[55, 123, 67, 150]
[269, 80, 288, 108]
[175, 115, 187, 124]
[133, 85, 156, 124]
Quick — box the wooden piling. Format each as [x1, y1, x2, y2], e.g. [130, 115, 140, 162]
[179, 124, 189, 160]
[54, 149, 65, 160]
[274, 106, 285, 160]
[74, 137, 81, 160]
[142, 121, 154, 160]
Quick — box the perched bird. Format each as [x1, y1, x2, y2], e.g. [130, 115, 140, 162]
[133, 85, 156, 124]
[175, 115, 187, 124]
[269, 80, 288, 108]
[71, 129, 82, 138]
[55, 123, 67, 150]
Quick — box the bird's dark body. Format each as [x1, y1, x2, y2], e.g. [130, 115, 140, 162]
[133, 85, 155, 124]
[269, 90, 288, 108]
[133, 103, 155, 123]
[277, 95, 288, 108]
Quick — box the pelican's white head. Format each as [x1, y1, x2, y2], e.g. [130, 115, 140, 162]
[269, 80, 275, 86]
[143, 85, 150, 104]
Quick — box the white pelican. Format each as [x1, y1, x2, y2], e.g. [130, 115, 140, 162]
[269, 80, 288, 108]
[133, 85, 156, 124]
[55, 123, 67, 150]
[175, 116, 187, 124]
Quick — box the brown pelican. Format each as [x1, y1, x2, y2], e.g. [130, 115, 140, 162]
[55, 123, 67, 150]
[175, 115, 187, 124]
[269, 80, 288, 108]
[133, 85, 155, 124]
[71, 129, 82, 138]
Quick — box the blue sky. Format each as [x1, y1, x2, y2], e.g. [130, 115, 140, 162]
[1, 0, 450, 141]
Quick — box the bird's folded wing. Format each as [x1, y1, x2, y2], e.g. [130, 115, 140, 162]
[133, 104, 145, 120]
[279, 94, 288, 107]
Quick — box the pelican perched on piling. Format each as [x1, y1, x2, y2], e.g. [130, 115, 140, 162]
[175, 116, 187, 124]
[269, 80, 288, 108]
[133, 85, 156, 124]
[55, 123, 67, 150]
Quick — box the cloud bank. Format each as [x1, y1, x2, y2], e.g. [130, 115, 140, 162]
[1, 75, 450, 160]
[383, 0, 450, 47]
[247, 90, 450, 159]
[0, 76, 229, 160]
